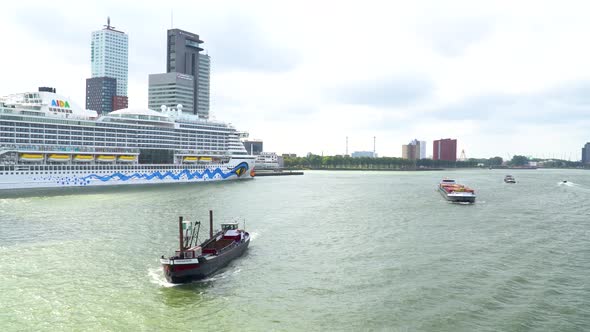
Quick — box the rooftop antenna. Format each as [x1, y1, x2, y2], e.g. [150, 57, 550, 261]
[171, 10, 174, 29]
[346, 136, 349, 156]
[104, 16, 115, 30]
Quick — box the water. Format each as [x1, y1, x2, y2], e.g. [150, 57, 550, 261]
[1, 169, 589, 331]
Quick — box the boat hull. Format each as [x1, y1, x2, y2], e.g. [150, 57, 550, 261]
[162, 238, 250, 283]
[438, 187, 476, 203]
[0, 159, 254, 191]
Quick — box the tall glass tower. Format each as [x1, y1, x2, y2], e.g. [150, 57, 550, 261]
[91, 18, 128, 97]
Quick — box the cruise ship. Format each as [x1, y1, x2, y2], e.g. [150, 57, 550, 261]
[0, 88, 255, 191]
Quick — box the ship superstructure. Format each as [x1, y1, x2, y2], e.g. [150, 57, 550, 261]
[0, 89, 255, 190]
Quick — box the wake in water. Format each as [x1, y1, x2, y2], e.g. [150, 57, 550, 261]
[148, 263, 245, 287]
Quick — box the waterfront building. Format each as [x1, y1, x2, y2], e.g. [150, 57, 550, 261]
[351, 151, 376, 158]
[166, 29, 210, 118]
[419, 141, 426, 159]
[85, 77, 116, 115]
[148, 72, 194, 112]
[243, 140, 263, 155]
[255, 152, 283, 169]
[433, 138, 457, 161]
[86, 18, 129, 113]
[582, 142, 590, 164]
[402, 139, 421, 160]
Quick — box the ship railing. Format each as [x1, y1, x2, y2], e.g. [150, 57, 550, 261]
[0, 144, 139, 154]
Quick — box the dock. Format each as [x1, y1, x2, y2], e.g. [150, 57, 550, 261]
[255, 170, 304, 177]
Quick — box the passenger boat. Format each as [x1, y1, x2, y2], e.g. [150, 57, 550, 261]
[74, 155, 94, 162]
[438, 178, 476, 203]
[0, 88, 255, 191]
[504, 175, 516, 183]
[20, 153, 43, 162]
[160, 211, 250, 284]
[47, 154, 70, 162]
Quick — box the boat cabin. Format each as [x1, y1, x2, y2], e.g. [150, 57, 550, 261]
[221, 223, 239, 231]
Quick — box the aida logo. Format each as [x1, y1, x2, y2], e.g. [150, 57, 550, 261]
[51, 100, 70, 108]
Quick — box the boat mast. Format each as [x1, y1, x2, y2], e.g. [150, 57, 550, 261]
[178, 216, 184, 253]
[209, 210, 213, 238]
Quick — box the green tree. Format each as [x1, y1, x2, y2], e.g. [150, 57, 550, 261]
[509, 155, 529, 166]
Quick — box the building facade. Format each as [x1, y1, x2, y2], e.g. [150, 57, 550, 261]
[85, 77, 116, 114]
[433, 138, 457, 161]
[112, 96, 128, 111]
[148, 72, 195, 111]
[419, 141, 426, 159]
[197, 54, 211, 118]
[166, 29, 210, 118]
[402, 139, 422, 160]
[90, 19, 128, 97]
[582, 142, 590, 164]
[243, 140, 263, 155]
[352, 151, 376, 158]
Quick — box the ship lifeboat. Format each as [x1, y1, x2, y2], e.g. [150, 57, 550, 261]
[118, 155, 137, 163]
[96, 155, 116, 163]
[183, 156, 198, 163]
[20, 153, 44, 162]
[47, 154, 70, 162]
[199, 157, 212, 163]
[74, 154, 94, 162]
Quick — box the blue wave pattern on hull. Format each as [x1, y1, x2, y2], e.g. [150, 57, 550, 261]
[30, 162, 250, 186]
[81, 162, 249, 183]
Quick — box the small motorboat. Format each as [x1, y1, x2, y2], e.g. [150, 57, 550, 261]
[504, 175, 516, 183]
[160, 210, 250, 284]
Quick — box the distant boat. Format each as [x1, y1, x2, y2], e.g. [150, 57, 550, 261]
[160, 211, 250, 284]
[438, 178, 476, 203]
[504, 175, 516, 183]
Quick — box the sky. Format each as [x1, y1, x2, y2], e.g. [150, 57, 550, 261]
[1, 0, 589, 160]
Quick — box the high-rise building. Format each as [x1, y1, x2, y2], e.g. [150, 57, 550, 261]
[419, 141, 426, 159]
[197, 54, 211, 118]
[85, 77, 116, 114]
[582, 142, 590, 164]
[90, 18, 128, 96]
[148, 72, 195, 111]
[433, 138, 457, 161]
[402, 139, 421, 160]
[86, 18, 129, 114]
[352, 151, 377, 158]
[166, 29, 210, 118]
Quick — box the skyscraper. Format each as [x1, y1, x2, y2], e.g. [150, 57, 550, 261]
[402, 139, 421, 160]
[433, 138, 457, 161]
[419, 141, 426, 159]
[86, 18, 129, 114]
[582, 142, 590, 164]
[166, 29, 210, 118]
[91, 18, 128, 96]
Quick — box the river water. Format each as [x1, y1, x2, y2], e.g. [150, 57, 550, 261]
[1, 169, 589, 331]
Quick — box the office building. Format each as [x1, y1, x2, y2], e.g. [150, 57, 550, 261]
[433, 138, 457, 161]
[166, 29, 210, 118]
[352, 151, 376, 158]
[86, 18, 129, 114]
[582, 142, 590, 164]
[419, 141, 426, 159]
[148, 72, 195, 111]
[402, 139, 422, 160]
[85, 77, 116, 114]
[243, 140, 263, 155]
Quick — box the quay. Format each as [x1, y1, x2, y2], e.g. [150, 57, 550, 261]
[255, 170, 304, 177]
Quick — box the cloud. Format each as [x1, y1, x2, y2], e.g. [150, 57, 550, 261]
[330, 75, 434, 108]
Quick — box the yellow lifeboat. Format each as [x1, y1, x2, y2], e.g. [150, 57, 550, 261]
[183, 156, 198, 163]
[47, 154, 70, 162]
[74, 155, 93, 162]
[118, 155, 137, 163]
[20, 153, 43, 162]
[199, 157, 212, 162]
[96, 155, 116, 162]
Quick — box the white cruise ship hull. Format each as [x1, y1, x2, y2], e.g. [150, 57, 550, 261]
[0, 159, 254, 191]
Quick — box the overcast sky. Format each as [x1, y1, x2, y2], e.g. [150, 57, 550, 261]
[2, 0, 589, 159]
